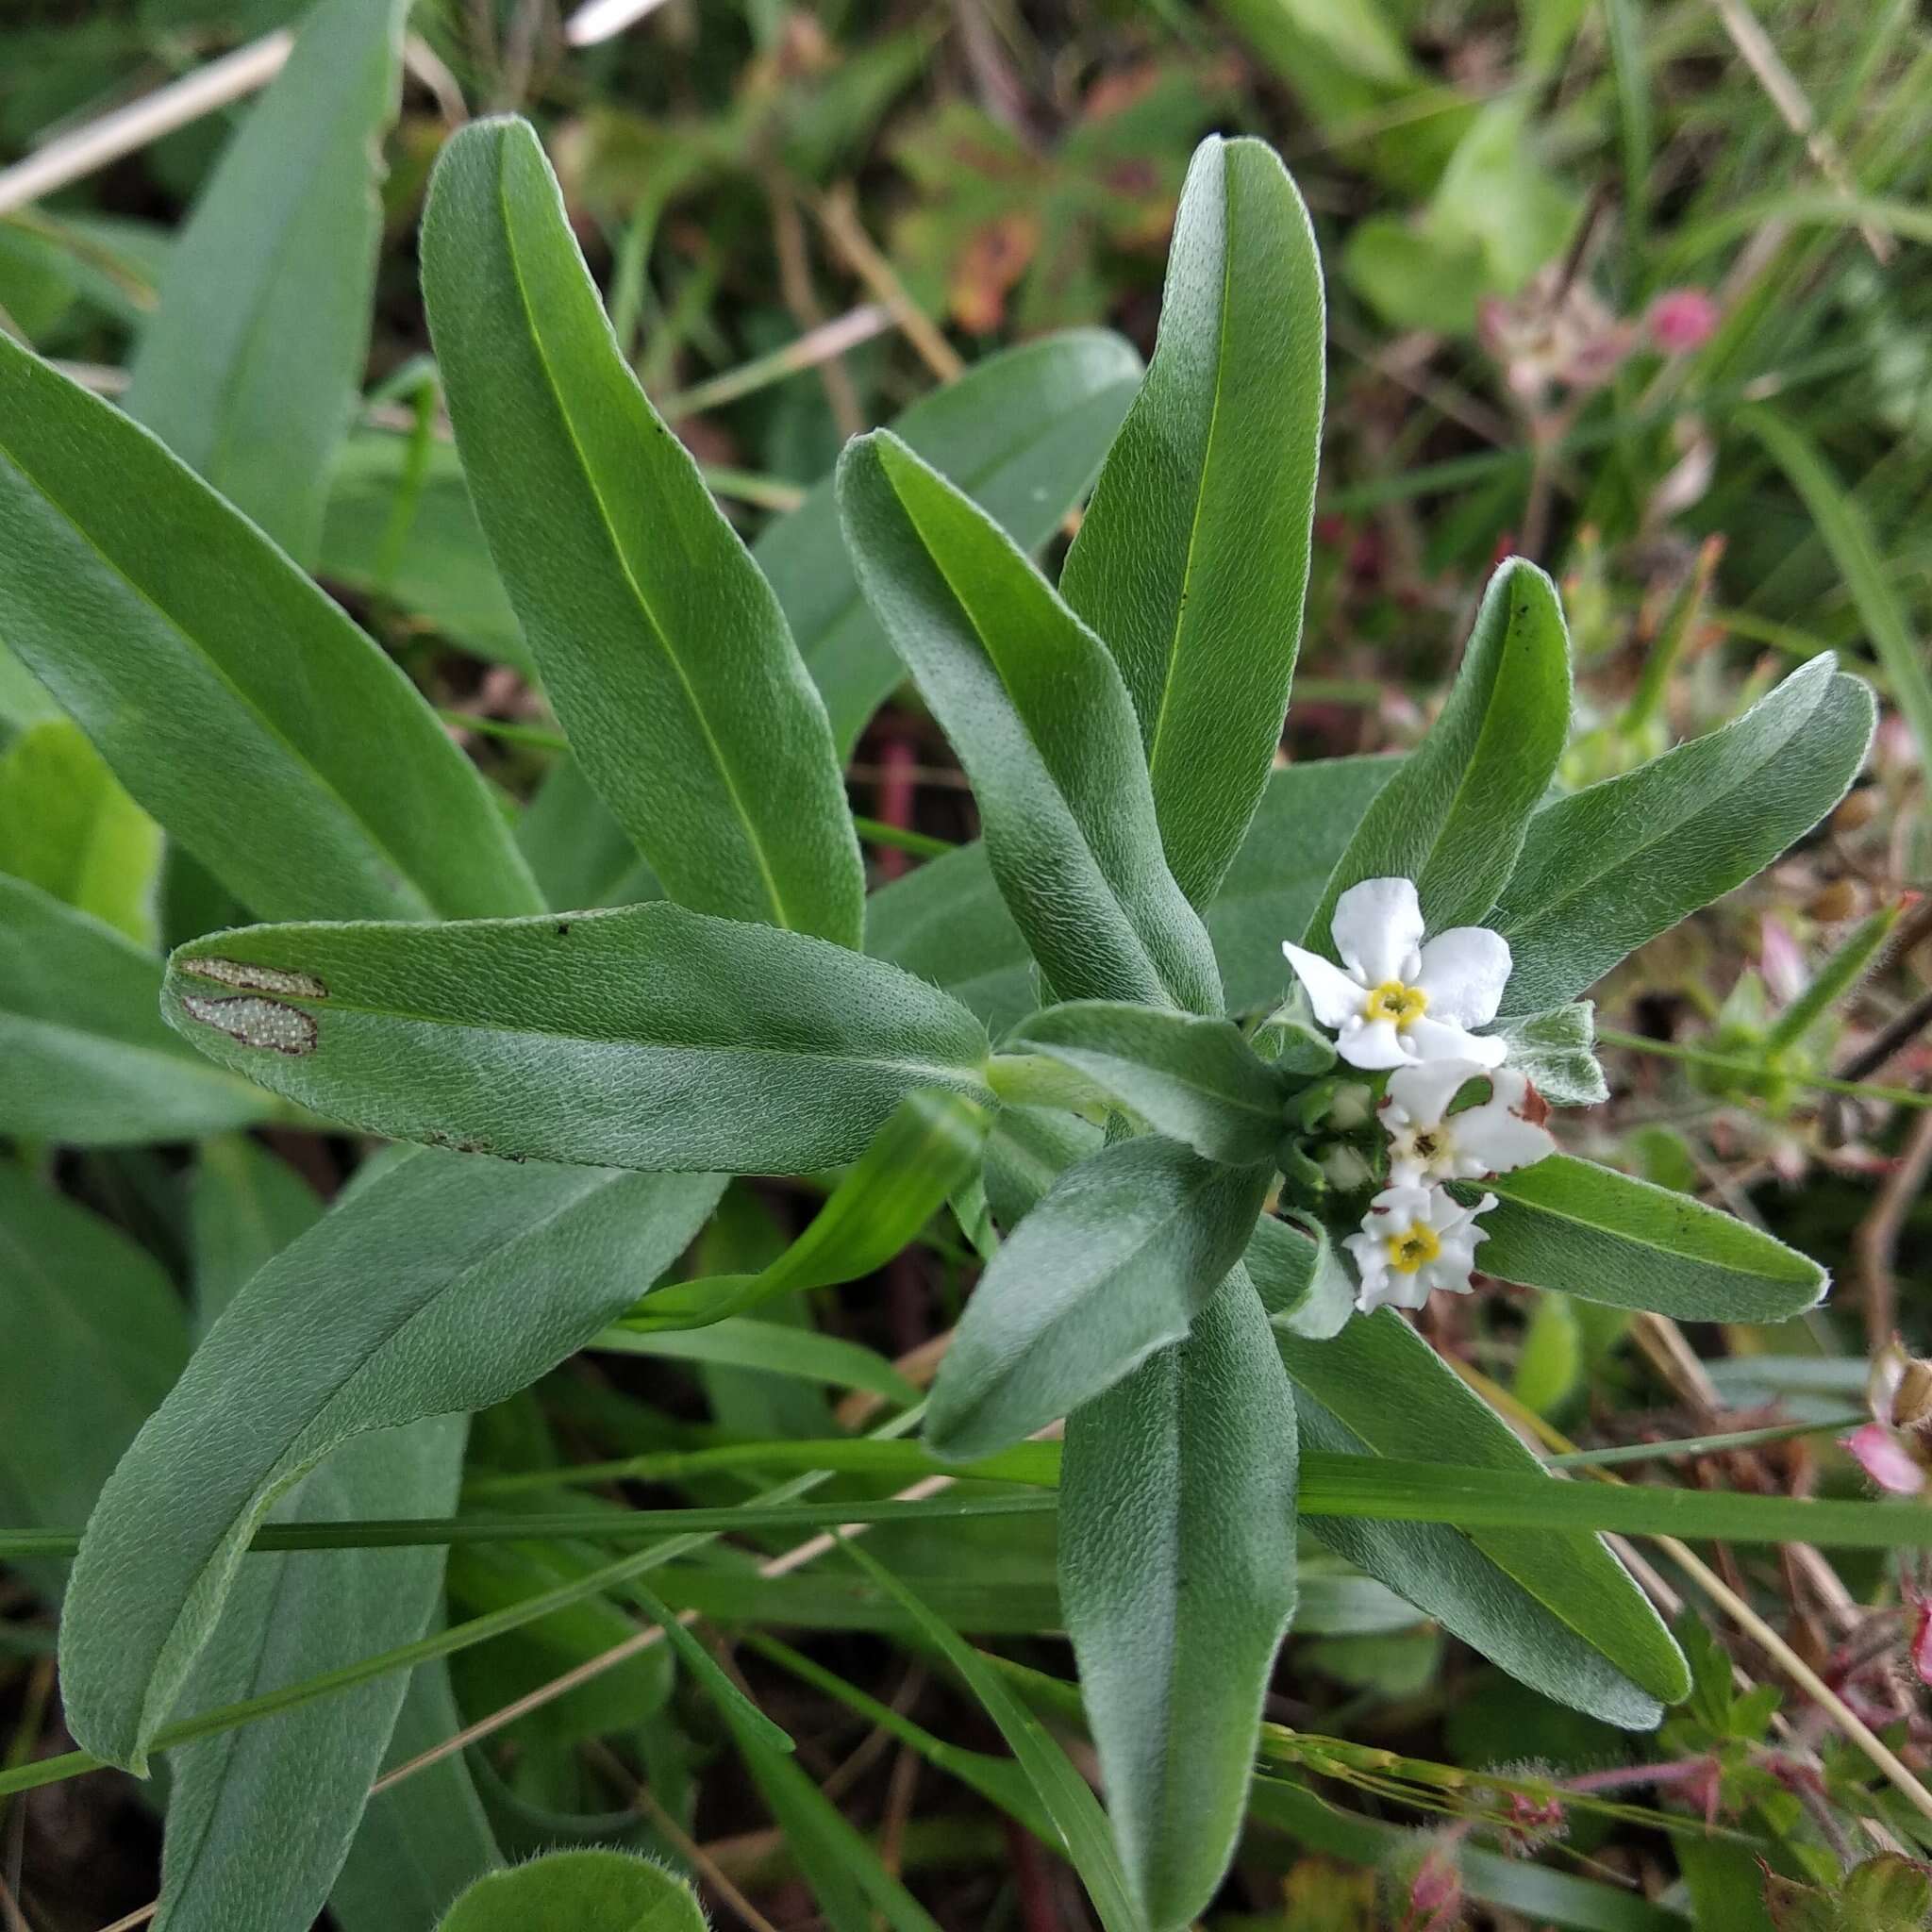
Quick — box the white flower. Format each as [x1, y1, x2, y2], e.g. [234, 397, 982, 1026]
[1380, 1061, 1555, 1187]
[1282, 877, 1511, 1071]
[1343, 1181, 1495, 1314]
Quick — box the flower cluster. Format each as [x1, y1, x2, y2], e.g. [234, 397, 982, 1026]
[1283, 877, 1555, 1315]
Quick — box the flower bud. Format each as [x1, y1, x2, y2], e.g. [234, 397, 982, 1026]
[1325, 1082, 1374, 1131]
[1318, 1144, 1374, 1192]
[1893, 1359, 1932, 1432]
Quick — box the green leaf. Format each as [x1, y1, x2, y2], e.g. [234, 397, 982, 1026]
[0, 875, 277, 1145]
[330, 1659, 503, 1931]
[1492, 1001, 1608, 1107]
[516, 754, 660, 914]
[757, 330, 1142, 757]
[1002, 1000, 1285, 1164]
[0, 717, 160, 945]
[191, 1134, 324, 1333]
[59, 1150, 724, 1773]
[161, 904, 992, 1174]
[156, 1419, 467, 1932]
[1206, 756, 1399, 1012]
[841, 1542, 1146, 1932]
[1307, 558, 1572, 941]
[624, 1091, 987, 1331]
[0, 339, 543, 924]
[437, 1850, 706, 1931]
[1059, 1273, 1296, 1929]
[1494, 657, 1875, 1014]
[1059, 135, 1324, 908]
[1247, 1211, 1354, 1338]
[0, 1159, 189, 1595]
[422, 116, 861, 944]
[1274, 1309, 1688, 1721]
[839, 429, 1223, 1015]
[864, 755, 1398, 1033]
[1745, 409, 1932, 785]
[593, 1321, 917, 1404]
[1474, 1154, 1827, 1321]
[123, 0, 407, 566]
[926, 1136, 1268, 1459]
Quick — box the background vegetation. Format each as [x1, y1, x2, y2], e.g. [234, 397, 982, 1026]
[2, 0, 1930, 1926]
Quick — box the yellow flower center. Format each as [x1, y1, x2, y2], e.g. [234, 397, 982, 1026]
[1386, 1224, 1442, 1274]
[1363, 980, 1429, 1030]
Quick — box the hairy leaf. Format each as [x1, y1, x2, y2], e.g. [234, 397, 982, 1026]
[1061, 135, 1324, 907]
[423, 116, 860, 943]
[162, 904, 991, 1173]
[60, 1151, 723, 1771]
[1474, 1155, 1827, 1321]
[1494, 658, 1874, 1013]
[1060, 1273, 1296, 1928]
[0, 337, 541, 923]
[1308, 558, 1571, 942]
[839, 430, 1223, 1014]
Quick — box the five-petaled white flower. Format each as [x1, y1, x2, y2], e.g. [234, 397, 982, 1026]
[1380, 1061, 1555, 1187]
[1282, 876, 1511, 1071]
[1343, 1181, 1495, 1315]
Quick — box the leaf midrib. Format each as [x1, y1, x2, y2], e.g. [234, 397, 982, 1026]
[174, 975, 985, 1091]
[1142, 150, 1238, 795]
[491, 140, 797, 934]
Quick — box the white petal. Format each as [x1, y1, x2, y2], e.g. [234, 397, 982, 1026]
[1282, 941, 1367, 1029]
[1415, 926, 1512, 1025]
[1342, 1228, 1390, 1309]
[1337, 1015, 1409, 1070]
[1405, 1014, 1507, 1068]
[1454, 1101, 1556, 1177]
[1332, 877, 1424, 985]
[1383, 1058, 1484, 1131]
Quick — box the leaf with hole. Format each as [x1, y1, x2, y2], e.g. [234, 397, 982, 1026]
[161, 904, 991, 1174]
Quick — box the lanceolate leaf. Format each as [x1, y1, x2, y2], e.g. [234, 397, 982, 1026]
[1494, 657, 1875, 1014]
[60, 1151, 724, 1771]
[0, 876, 276, 1146]
[123, 0, 407, 566]
[0, 338, 542, 924]
[191, 1135, 324, 1333]
[863, 756, 1398, 1033]
[1274, 1310, 1689, 1720]
[155, 1419, 466, 1932]
[926, 1136, 1268, 1459]
[1473, 1155, 1827, 1321]
[757, 330, 1143, 756]
[1005, 1001, 1285, 1164]
[625, 1091, 988, 1331]
[422, 116, 862, 944]
[1308, 558, 1571, 943]
[0, 1161, 189, 1596]
[839, 430, 1223, 1015]
[161, 905, 992, 1174]
[1060, 135, 1325, 908]
[1060, 1273, 1296, 1929]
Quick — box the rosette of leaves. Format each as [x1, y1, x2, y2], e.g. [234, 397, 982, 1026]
[1, 97, 1876, 1932]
